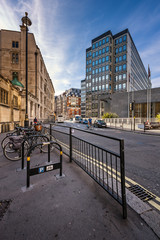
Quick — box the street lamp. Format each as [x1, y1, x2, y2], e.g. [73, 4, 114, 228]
[21, 12, 32, 127]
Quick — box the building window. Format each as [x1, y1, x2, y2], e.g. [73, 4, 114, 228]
[99, 41, 102, 46]
[119, 46, 122, 53]
[106, 84, 108, 90]
[92, 78, 95, 83]
[115, 66, 118, 72]
[119, 37, 122, 43]
[123, 64, 126, 70]
[0, 88, 8, 104]
[96, 51, 98, 56]
[12, 41, 19, 48]
[92, 52, 95, 58]
[115, 48, 118, 54]
[96, 69, 98, 74]
[119, 65, 122, 71]
[106, 46, 109, 52]
[92, 70, 95, 74]
[119, 75, 122, 81]
[102, 48, 105, 54]
[123, 83, 126, 89]
[123, 73, 126, 79]
[119, 56, 122, 62]
[106, 65, 109, 71]
[115, 75, 118, 82]
[92, 44, 95, 49]
[102, 39, 105, 45]
[99, 67, 101, 73]
[92, 61, 95, 66]
[99, 49, 102, 55]
[12, 53, 19, 63]
[102, 66, 105, 72]
[119, 84, 122, 90]
[99, 76, 101, 81]
[99, 58, 102, 64]
[115, 39, 118, 45]
[102, 75, 105, 81]
[106, 56, 109, 62]
[123, 35, 127, 41]
[96, 77, 98, 82]
[115, 57, 118, 63]
[96, 42, 98, 48]
[106, 37, 109, 43]
[123, 45, 126, 51]
[102, 57, 105, 63]
[123, 54, 126, 61]
[13, 95, 18, 107]
[96, 60, 98, 65]
[106, 74, 109, 80]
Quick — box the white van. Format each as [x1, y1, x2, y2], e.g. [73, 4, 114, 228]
[57, 115, 64, 123]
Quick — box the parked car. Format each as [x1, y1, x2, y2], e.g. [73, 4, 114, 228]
[83, 119, 88, 124]
[79, 118, 83, 123]
[94, 120, 106, 128]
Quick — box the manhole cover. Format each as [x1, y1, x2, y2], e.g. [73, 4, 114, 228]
[128, 185, 155, 202]
[0, 200, 12, 220]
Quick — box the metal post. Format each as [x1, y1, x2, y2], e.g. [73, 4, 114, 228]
[21, 141, 24, 169]
[48, 144, 50, 162]
[70, 127, 72, 162]
[27, 156, 30, 188]
[50, 124, 52, 141]
[134, 117, 135, 131]
[120, 140, 127, 219]
[60, 150, 62, 176]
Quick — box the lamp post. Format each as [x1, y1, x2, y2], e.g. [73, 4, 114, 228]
[21, 12, 32, 127]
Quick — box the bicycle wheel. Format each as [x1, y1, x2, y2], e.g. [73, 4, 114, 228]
[3, 142, 22, 161]
[1, 130, 18, 149]
[1, 136, 10, 149]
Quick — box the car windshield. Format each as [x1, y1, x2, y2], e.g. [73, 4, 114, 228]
[98, 120, 105, 123]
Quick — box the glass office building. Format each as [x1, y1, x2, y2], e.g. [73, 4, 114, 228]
[85, 29, 149, 117]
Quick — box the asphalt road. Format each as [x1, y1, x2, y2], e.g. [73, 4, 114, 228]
[48, 121, 160, 199]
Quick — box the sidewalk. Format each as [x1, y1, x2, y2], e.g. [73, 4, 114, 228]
[0, 132, 159, 240]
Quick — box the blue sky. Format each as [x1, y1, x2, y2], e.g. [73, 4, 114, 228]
[0, 0, 160, 95]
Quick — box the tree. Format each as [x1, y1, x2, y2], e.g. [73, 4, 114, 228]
[102, 112, 119, 119]
[156, 113, 160, 122]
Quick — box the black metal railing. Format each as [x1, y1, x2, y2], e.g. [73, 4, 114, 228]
[43, 123, 127, 218]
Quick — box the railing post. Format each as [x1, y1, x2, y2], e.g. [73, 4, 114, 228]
[120, 139, 127, 219]
[48, 144, 50, 162]
[21, 141, 24, 169]
[60, 149, 62, 176]
[70, 127, 72, 162]
[144, 122, 145, 132]
[134, 117, 135, 131]
[50, 124, 52, 141]
[27, 156, 30, 188]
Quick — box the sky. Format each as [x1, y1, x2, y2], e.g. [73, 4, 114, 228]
[0, 0, 160, 95]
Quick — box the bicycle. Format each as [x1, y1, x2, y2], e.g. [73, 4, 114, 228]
[1, 126, 34, 149]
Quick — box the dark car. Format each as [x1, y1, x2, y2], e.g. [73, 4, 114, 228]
[83, 119, 88, 124]
[94, 120, 106, 128]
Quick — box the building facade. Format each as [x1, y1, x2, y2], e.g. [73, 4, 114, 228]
[81, 79, 86, 118]
[55, 88, 81, 119]
[99, 87, 160, 119]
[0, 74, 23, 132]
[85, 29, 150, 118]
[0, 26, 55, 126]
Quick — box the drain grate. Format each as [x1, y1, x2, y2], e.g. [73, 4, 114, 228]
[128, 185, 155, 202]
[0, 200, 12, 220]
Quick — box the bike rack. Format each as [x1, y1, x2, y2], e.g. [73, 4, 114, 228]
[26, 141, 63, 188]
[21, 134, 50, 170]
